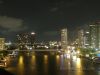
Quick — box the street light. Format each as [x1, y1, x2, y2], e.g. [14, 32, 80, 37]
[31, 32, 35, 35]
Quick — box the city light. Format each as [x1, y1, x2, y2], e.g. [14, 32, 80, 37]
[0, 1, 100, 75]
[67, 54, 70, 59]
[31, 32, 35, 35]
[86, 31, 89, 33]
[77, 51, 80, 54]
[73, 56, 77, 60]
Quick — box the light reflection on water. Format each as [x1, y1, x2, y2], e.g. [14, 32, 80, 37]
[56, 55, 60, 64]
[4, 53, 98, 75]
[76, 58, 82, 69]
[31, 55, 36, 69]
[56, 55, 60, 69]
[44, 55, 48, 64]
[17, 56, 24, 75]
[76, 58, 84, 75]
[44, 55, 48, 74]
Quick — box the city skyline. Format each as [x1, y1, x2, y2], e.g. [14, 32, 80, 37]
[0, 0, 100, 41]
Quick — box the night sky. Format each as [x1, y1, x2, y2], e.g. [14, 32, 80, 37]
[0, 0, 100, 42]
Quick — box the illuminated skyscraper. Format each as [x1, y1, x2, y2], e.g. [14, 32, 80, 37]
[16, 32, 35, 47]
[61, 28, 67, 50]
[89, 22, 100, 49]
[84, 31, 90, 48]
[77, 29, 84, 48]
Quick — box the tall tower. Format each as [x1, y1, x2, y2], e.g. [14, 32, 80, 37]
[61, 28, 67, 51]
[84, 31, 90, 48]
[77, 29, 84, 48]
[89, 22, 100, 49]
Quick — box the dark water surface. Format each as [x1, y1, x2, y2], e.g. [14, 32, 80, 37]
[1, 51, 100, 75]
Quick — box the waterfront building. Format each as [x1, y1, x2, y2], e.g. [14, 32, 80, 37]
[61, 28, 68, 51]
[77, 29, 84, 48]
[89, 22, 100, 49]
[16, 32, 35, 50]
[0, 38, 5, 50]
[16, 32, 35, 45]
[83, 31, 90, 48]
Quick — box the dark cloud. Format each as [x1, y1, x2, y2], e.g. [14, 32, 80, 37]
[0, 16, 27, 34]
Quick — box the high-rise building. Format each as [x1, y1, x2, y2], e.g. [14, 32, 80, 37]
[84, 31, 90, 48]
[61, 28, 67, 50]
[77, 29, 84, 48]
[89, 22, 100, 49]
[0, 38, 5, 50]
[16, 32, 35, 46]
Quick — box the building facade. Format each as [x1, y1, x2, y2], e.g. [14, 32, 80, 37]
[16, 32, 35, 45]
[0, 38, 5, 50]
[83, 31, 90, 48]
[61, 28, 68, 50]
[89, 22, 100, 49]
[16, 32, 35, 50]
[77, 29, 84, 48]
